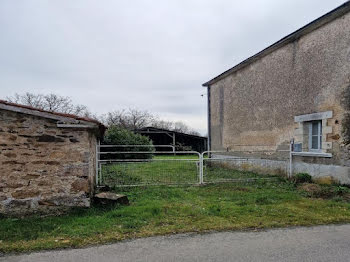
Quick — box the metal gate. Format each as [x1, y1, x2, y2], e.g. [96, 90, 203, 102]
[201, 149, 290, 184]
[96, 145, 291, 188]
[96, 144, 201, 187]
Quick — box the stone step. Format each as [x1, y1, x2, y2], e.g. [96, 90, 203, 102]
[93, 192, 129, 206]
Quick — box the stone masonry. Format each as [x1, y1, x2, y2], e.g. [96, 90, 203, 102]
[0, 103, 103, 216]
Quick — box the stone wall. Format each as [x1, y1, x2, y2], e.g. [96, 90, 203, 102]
[0, 109, 98, 216]
[208, 11, 350, 183]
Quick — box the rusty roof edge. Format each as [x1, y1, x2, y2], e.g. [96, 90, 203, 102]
[202, 1, 350, 87]
[0, 101, 106, 138]
[0, 99, 104, 127]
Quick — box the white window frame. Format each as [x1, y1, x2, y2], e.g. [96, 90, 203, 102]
[293, 111, 333, 158]
[308, 120, 322, 152]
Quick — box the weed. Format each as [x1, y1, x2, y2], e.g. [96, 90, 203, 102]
[293, 173, 312, 184]
[334, 186, 350, 196]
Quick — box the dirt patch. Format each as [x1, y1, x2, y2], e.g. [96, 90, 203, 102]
[298, 183, 350, 200]
[298, 183, 321, 193]
[343, 194, 350, 202]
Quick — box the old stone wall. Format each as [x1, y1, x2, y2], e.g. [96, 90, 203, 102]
[209, 11, 350, 183]
[0, 109, 97, 216]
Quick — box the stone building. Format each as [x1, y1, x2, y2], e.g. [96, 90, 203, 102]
[203, 2, 350, 184]
[0, 100, 105, 215]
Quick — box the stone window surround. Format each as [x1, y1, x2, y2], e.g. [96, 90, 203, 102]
[293, 111, 333, 157]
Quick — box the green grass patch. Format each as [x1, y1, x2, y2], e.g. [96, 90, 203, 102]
[101, 159, 200, 187]
[1, 180, 350, 253]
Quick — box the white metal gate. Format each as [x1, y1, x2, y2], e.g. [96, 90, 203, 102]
[96, 144, 292, 188]
[96, 144, 201, 187]
[201, 150, 289, 184]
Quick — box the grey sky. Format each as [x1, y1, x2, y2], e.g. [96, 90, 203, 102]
[0, 0, 346, 134]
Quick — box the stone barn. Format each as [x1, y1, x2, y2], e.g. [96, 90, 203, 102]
[203, 2, 350, 184]
[0, 100, 105, 215]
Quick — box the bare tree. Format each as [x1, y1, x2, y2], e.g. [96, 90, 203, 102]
[104, 110, 128, 127]
[103, 109, 202, 135]
[6, 93, 203, 133]
[151, 119, 174, 130]
[128, 108, 154, 130]
[8, 92, 44, 109]
[72, 104, 92, 117]
[7, 92, 92, 117]
[8, 93, 202, 134]
[173, 121, 190, 133]
[103, 108, 154, 130]
[42, 94, 72, 113]
[173, 121, 201, 136]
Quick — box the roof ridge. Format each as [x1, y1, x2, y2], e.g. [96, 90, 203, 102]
[203, 1, 350, 87]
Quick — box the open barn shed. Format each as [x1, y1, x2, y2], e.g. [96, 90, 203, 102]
[135, 127, 208, 153]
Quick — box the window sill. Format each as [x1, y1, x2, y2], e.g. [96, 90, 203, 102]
[291, 152, 332, 158]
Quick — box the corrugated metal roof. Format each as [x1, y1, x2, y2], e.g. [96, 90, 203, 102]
[136, 126, 207, 139]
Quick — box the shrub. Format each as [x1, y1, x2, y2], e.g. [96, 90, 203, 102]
[102, 126, 154, 159]
[293, 173, 312, 184]
[334, 186, 350, 196]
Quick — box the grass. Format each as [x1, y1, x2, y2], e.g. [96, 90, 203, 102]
[1, 180, 350, 253]
[101, 159, 200, 186]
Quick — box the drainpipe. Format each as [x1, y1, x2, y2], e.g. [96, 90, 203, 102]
[289, 138, 294, 178]
[207, 85, 211, 153]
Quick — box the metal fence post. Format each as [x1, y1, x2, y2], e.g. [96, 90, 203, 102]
[199, 153, 204, 184]
[289, 139, 293, 178]
[99, 162, 102, 185]
[96, 140, 99, 186]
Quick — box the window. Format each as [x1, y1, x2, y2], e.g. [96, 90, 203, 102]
[294, 111, 332, 157]
[309, 120, 322, 151]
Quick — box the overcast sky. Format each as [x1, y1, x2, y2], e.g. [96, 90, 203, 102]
[0, 0, 346, 134]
